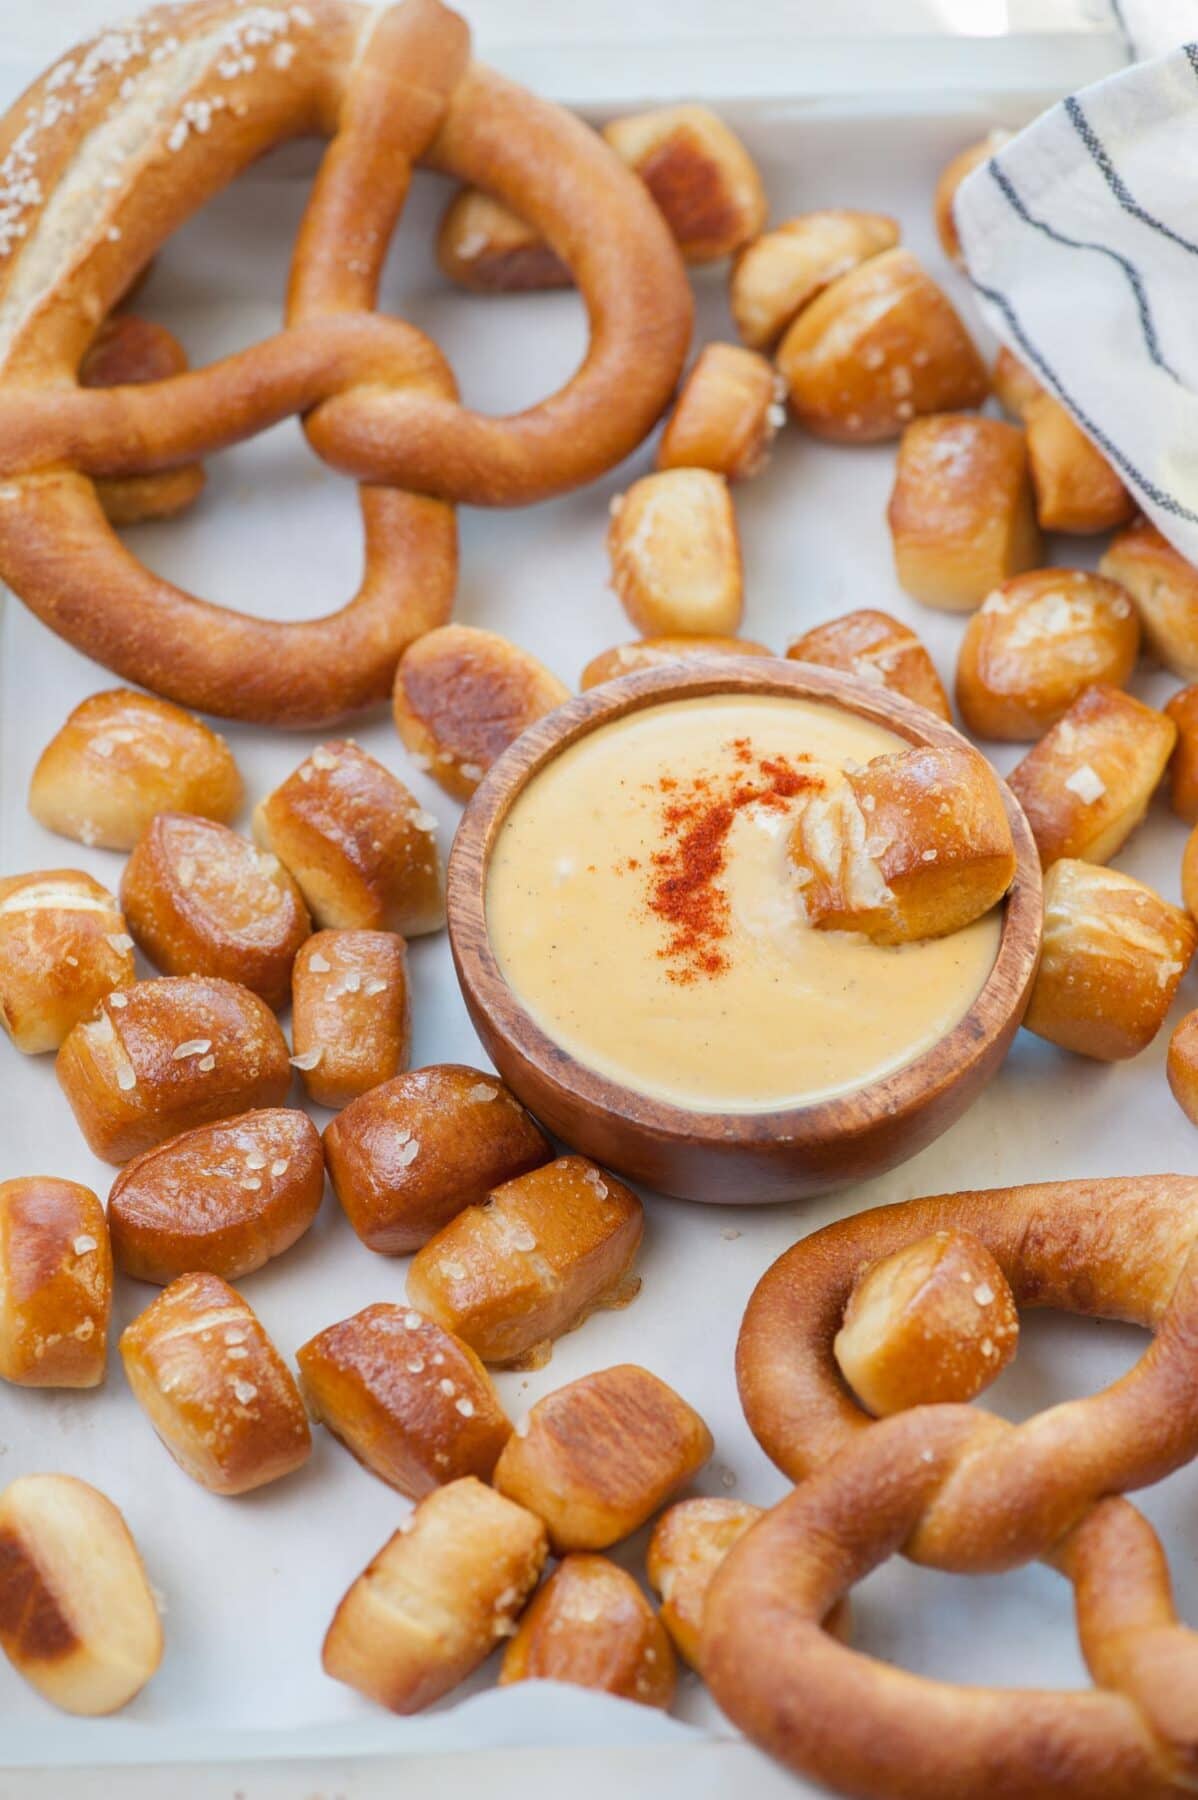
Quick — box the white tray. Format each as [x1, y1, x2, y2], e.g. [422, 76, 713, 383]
[7, 23, 1189, 1800]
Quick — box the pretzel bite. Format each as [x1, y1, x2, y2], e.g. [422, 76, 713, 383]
[1024, 859, 1196, 1060]
[253, 741, 444, 937]
[29, 690, 242, 853]
[107, 1109, 323, 1285]
[1026, 396, 1135, 535]
[581, 634, 771, 690]
[0, 870, 134, 1054]
[833, 1228, 1019, 1416]
[1101, 516, 1198, 679]
[56, 976, 291, 1164]
[323, 1065, 551, 1255]
[1167, 1011, 1198, 1125]
[933, 132, 1009, 265]
[322, 1477, 547, 1714]
[646, 1498, 764, 1669]
[991, 345, 1044, 419]
[786, 609, 951, 720]
[1007, 686, 1175, 868]
[500, 1554, 676, 1707]
[407, 1156, 644, 1368]
[608, 469, 743, 637]
[789, 744, 1016, 944]
[119, 1272, 310, 1495]
[436, 188, 572, 292]
[0, 1178, 111, 1388]
[729, 210, 900, 352]
[290, 930, 409, 1107]
[776, 249, 988, 443]
[955, 570, 1140, 742]
[121, 815, 310, 1009]
[393, 627, 569, 802]
[1166, 687, 1198, 823]
[299, 1303, 510, 1498]
[493, 1365, 713, 1553]
[0, 1475, 162, 1715]
[887, 415, 1040, 611]
[656, 343, 784, 482]
[1183, 823, 1198, 921]
[603, 105, 766, 262]
[80, 315, 204, 525]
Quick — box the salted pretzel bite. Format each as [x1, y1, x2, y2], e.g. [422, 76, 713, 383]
[107, 1108, 323, 1285]
[1166, 686, 1198, 823]
[1101, 516, 1198, 679]
[290, 929, 410, 1107]
[656, 343, 784, 482]
[253, 741, 444, 937]
[56, 976, 291, 1164]
[121, 814, 310, 1009]
[1167, 1011, 1198, 1125]
[406, 1155, 644, 1368]
[119, 1272, 310, 1495]
[991, 345, 1043, 419]
[990, 350, 1132, 535]
[787, 609, 950, 720]
[436, 188, 572, 292]
[580, 634, 771, 690]
[322, 1477, 547, 1714]
[955, 570, 1140, 742]
[1024, 859, 1195, 1060]
[647, 1498, 764, 1669]
[788, 744, 1016, 943]
[1007, 686, 1175, 868]
[933, 131, 1009, 265]
[80, 315, 204, 526]
[834, 1228, 1019, 1416]
[500, 1554, 676, 1708]
[0, 1178, 111, 1388]
[0, 870, 134, 1054]
[0, 1475, 162, 1716]
[29, 690, 243, 853]
[730, 210, 899, 352]
[393, 626, 569, 802]
[608, 469, 743, 637]
[887, 414, 1041, 610]
[493, 1364, 712, 1553]
[776, 249, 988, 442]
[324, 1064, 551, 1254]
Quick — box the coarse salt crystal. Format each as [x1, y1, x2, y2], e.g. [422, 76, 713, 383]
[974, 1283, 995, 1306]
[469, 1082, 497, 1101]
[109, 991, 127, 1008]
[245, 1151, 267, 1170]
[308, 953, 330, 973]
[455, 1397, 475, 1417]
[172, 1038, 211, 1060]
[106, 933, 133, 953]
[290, 1046, 323, 1070]
[403, 1311, 422, 1330]
[116, 1066, 136, 1090]
[440, 1258, 466, 1280]
[1064, 763, 1105, 805]
[396, 1139, 419, 1168]
[271, 1159, 289, 1177]
[232, 1379, 258, 1405]
[363, 977, 387, 996]
[198, 1055, 215, 1072]
[72, 1234, 97, 1256]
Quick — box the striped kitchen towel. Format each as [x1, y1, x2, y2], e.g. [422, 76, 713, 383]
[954, 27, 1198, 564]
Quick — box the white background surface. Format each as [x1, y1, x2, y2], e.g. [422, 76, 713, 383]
[3, 5, 1186, 1800]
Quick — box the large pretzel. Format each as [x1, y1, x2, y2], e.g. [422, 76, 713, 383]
[705, 1178, 1198, 1799]
[0, 0, 692, 725]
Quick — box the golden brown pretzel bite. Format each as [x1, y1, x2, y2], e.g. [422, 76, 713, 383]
[290, 929, 410, 1106]
[0, 1178, 111, 1388]
[646, 1497, 765, 1670]
[500, 1555, 676, 1707]
[656, 343, 784, 481]
[0, 0, 692, 726]
[608, 469, 743, 636]
[1101, 516, 1198, 679]
[730, 210, 899, 352]
[1165, 685, 1198, 822]
[787, 608, 950, 720]
[580, 634, 771, 689]
[0, 870, 134, 1054]
[933, 132, 1009, 266]
[991, 350, 1133, 535]
[80, 314, 205, 526]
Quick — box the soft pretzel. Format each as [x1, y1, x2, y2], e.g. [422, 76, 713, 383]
[0, 0, 692, 726]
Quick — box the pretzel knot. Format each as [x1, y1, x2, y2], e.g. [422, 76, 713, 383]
[0, 0, 692, 726]
[707, 1178, 1198, 1800]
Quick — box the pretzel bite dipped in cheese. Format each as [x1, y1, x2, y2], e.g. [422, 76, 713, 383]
[955, 570, 1140, 742]
[834, 1228, 1019, 1416]
[787, 609, 951, 720]
[887, 414, 1041, 611]
[322, 1477, 547, 1714]
[0, 870, 134, 1054]
[29, 690, 242, 853]
[1024, 860, 1195, 1060]
[323, 1065, 551, 1255]
[297, 1302, 511, 1498]
[500, 1554, 676, 1707]
[393, 627, 569, 802]
[991, 349, 1133, 535]
[1007, 686, 1175, 868]
[729, 210, 899, 352]
[0, 1475, 162, 1716]
[0, 1178, 111, 1388]
[56, 976, 291, 1164]
[933, 132, 1010, 266]
[1101, 516, 1198, 680]
[290, 930, 409, 1108]
[406, 1156, 644, 1368]
[1165, 686, 1198, 823]
[788, 744, 1016, 944]
[493, 1364, 713, 1553]
[647, 1499, 765, 1669]
[608, 469, 743, 637]
[254, 742, 443, 937]
[656, 343, 784, 482]
[119, 1273, 310, 1495]
[776, 249, 988, 442]
[106, 1109, 323, 1285]
[580, 635, 771, 690]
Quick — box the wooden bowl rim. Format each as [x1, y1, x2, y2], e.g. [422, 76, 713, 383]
[447, 658, 1043, 1155]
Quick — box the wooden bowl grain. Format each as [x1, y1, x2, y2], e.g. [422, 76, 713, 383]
[447, 659, 1042, 1205]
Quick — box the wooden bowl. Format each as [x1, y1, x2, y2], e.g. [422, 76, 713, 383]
[447, 659, 1042, 1205]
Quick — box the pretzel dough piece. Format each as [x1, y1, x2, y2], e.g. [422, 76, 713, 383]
[787, 608, 950, 721]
